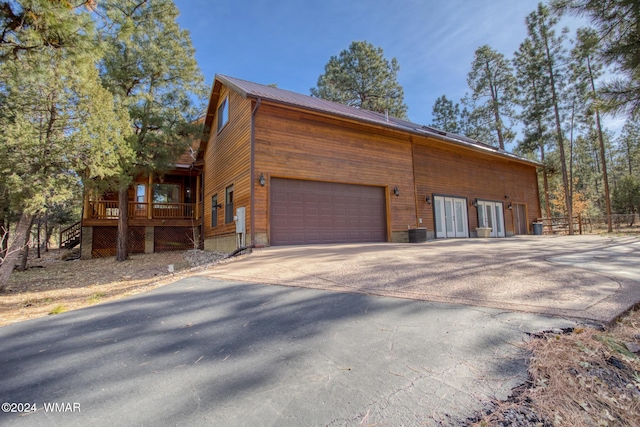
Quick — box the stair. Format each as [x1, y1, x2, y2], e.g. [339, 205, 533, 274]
[60, 221, 81, 250]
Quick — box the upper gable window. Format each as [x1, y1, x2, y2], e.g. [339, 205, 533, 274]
[217, 96, 229, 132]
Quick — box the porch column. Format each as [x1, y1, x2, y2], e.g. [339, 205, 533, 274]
[81, 226, 93, 259]
[147, 173, 153, 219]
[195, 175, 201, 220]
[83, 191, 91, 219]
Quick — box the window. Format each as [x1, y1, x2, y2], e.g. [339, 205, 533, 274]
[153, 184, 180, 204]
[225, 185, 234, 224]
[134, 184, 147, 217]
[211, 194, 218, 227]
[136, 185, 146, 203]
[217, 96, 229, 131]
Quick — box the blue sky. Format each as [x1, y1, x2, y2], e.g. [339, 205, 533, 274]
[173, 0, 604, 139]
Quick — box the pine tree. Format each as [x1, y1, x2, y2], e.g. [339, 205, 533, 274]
[466, 45, 517, 150]
[570, 27, 613, 230]
[616, 119, 640, 177]
[429, 95, 460, 133]
[514, 37, 554, 219]
[311, 41, 408, 119]
[525, 3, 574, 233]
[0, 0, 133, 290]
[553, 0, 640, 116]
[96, 0, 206, 261]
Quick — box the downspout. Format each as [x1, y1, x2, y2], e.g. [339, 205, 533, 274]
[250, 98, 262, 246]
[410, 136, 419, 229]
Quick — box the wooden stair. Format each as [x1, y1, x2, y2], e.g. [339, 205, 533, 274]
[60, 221, 81, 249]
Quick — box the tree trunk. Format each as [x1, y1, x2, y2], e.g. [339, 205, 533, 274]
[45, 226, 54, 252]
[543, 34, 573, 234]
[36, 217, 41, 259]
[116, 187, 129, 261]
[19, 244, 29, 272]
[540, 145, 552, 219]
[0, 218, 8, 262]
[0, 212, 34, 292]
[587, 56, 613, 232]
[43, 211, 50, 252]
[18, 218, 35, 271]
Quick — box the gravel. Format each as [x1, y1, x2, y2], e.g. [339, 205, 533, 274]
[183, 249, 227, 267]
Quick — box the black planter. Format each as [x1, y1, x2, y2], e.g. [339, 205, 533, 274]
[408, 228, 427, 243]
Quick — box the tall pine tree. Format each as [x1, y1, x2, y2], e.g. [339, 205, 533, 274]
[466, 45, 517, 150]
[311, 41, 408, 119]
[570, 27, 613, 230]
[553, 0, 640, 116]
[429, 95, 460, 133]
[96, 0, 206, 261]
[0, 0, 132, 290]
[525, 3, 574, 232]
[514, 37, 554, 219]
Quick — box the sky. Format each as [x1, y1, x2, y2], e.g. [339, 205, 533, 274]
[172, 0, 615, 144]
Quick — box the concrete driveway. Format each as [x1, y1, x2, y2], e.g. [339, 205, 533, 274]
[203, 235, 640, 323]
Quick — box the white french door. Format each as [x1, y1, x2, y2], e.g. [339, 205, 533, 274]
[434, 196, 468, 238]
[477, 201, 505, 237]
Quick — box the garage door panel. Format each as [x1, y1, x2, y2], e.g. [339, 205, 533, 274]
[270, 178, 386, 245]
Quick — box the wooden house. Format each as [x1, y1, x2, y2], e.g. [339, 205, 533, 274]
[72, 140, 203, 259]
[200, 75, 541, 252]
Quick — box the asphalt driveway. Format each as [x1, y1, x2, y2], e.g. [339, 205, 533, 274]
[2, 235, 638, 426]
[1, 277, 575, 426]
[203, 235, 640, 323]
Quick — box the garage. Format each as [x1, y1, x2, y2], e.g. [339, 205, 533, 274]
[270, 178, 386, 245]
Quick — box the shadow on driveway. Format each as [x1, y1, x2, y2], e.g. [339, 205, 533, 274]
[1, 276, 575, 426]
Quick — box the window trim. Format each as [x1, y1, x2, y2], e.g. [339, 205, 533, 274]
[217, 96, 229, 132]
[225, 185, 234, 224]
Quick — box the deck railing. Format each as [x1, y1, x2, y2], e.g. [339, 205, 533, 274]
[88, 201, 198, 220]
[60, 221, 82, 249]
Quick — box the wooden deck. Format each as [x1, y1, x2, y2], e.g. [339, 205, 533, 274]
[83, 201, 202, 227]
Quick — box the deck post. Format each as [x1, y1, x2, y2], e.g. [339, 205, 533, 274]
[147, 174, 153, 219]
[83, 191, 91, 219]
[195, 175, 201, 220]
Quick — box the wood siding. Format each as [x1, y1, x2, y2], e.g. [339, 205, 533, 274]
[202, 80, 541, 247]
[202, 86, 252, 239]
[412, 137, 541, 235]
[253, 103, 416, 243]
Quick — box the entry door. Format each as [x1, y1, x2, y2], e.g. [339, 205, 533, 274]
[434, 196, 468, 238]
[513, 203, 528, 235]
[477, 201, 505, 237]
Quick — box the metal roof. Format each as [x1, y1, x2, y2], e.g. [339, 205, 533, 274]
[213, 74, 540, 167]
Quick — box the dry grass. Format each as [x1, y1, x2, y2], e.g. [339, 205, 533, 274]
[472, 311, 640, 426]
[0, 249, 198, 327]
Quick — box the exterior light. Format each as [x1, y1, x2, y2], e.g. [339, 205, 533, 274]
[508, 203, 513, 210]
[258, 173, 266, 187]
[393, 187, 400, 197]
[472, 199, 478, 207]
[425, 196, 431, 204]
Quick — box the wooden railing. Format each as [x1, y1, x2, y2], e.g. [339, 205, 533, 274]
[60, 221, 82, 249]
[88, 201, 197, 220]
[536, 215, 583, 235]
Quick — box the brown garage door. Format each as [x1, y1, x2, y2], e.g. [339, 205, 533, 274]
[270, 178, 386, 245]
